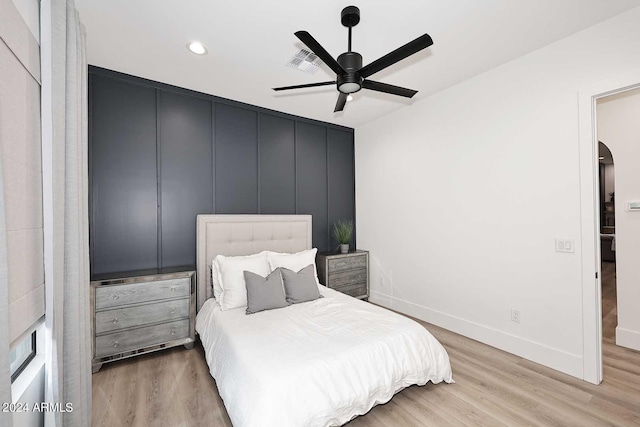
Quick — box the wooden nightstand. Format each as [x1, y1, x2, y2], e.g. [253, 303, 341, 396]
[90, 267, 196, 373]
[316, 250, 369, 300]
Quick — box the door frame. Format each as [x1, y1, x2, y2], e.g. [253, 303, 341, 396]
[578, 72, 640, 384]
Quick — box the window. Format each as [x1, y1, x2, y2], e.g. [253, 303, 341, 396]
[10, 331, 36, 383]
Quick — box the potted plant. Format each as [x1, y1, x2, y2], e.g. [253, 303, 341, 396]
[333, 220, 353, 254]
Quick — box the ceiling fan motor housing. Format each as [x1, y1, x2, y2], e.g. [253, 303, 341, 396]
[337, 52, 363, 93]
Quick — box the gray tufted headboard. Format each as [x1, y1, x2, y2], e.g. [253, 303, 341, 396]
[196, 214, 312, 311]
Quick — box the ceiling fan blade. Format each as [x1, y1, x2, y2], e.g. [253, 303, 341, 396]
[334, 93, 348, 112]
[273, 81, 335, 91]
[362, 80, 418, 98]
[295, 31, 346, 76]
[358, 34, 433, 78]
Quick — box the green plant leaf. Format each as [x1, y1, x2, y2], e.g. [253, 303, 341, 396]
[333, 220, 353, 244]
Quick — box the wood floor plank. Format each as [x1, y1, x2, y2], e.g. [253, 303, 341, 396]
[408, 385, 508, 427]
[446, 367, 558, 427]
[601, 261, 617, 343]
[517, 358, 640, 414]
[386, 385, 459, 427]
[588, 396, 640, 426]
[448, 352, 611, 427]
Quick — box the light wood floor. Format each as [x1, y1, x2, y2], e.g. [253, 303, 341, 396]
[601, 261, 617, 344]
[92, 296, 640, 426]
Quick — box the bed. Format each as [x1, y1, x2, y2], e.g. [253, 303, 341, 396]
[195, 215, 453, 427]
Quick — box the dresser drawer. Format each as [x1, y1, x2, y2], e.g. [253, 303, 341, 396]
[95, 319, 190, 358]
[328, 269, 367, 288]
[95, 298, 190, 334]
[334, 282, 368, 298]
[95, 278, 190, 310]
[327, 254, 367, 273]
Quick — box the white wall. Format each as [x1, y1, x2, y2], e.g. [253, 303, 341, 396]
[10, 0, 40, 42]
[597, 88, 640, 351]
[604, 163, 615, 204]
[355, 6, 640, 379]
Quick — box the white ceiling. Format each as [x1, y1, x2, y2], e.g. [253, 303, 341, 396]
[76, 0, 640, 128]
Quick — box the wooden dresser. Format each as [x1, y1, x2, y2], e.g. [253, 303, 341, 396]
[90, 267, 196, 373]
[316, 250, 369, 300]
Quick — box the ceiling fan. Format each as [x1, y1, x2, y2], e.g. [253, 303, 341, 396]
[273, 5, 433, 112]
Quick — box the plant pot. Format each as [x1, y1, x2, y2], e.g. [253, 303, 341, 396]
[340, 244, 349, 254]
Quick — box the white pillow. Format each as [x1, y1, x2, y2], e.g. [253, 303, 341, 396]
[267, 248, 321, 287]
[215, 252, 270, 311]
[210, 259, 223, 300]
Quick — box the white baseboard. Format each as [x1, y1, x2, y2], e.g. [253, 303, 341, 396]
[369, 291, 584, 379]
[616, 327, 640, 351]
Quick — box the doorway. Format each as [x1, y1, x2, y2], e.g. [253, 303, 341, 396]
[578, 73, 640, 385]
[597, 142, 616, 345]
[596, 87, 640, 357]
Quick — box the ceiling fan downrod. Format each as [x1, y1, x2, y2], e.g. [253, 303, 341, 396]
[341, 5, 360, 52]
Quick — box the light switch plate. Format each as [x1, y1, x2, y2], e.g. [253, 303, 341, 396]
[627, 201, 640, 211]
[555, 239, 575, 253]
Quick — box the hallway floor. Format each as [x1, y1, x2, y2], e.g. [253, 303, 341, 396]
[601, 261, 617, 344]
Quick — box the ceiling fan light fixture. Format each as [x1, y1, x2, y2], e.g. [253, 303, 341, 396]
[338, 82, 361, 93]
[337, 72, 362, 93]
[187, 42, 207, 55]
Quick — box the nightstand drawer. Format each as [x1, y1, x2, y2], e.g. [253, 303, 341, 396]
[334, 282, 367, 298]
[95, 278, 190, 310]
[95, 319, 190, 358]
[317, 251, 369, 300]
[328, 255, 367, 273]
[328, 269, 367, 288]
[95, 298, 190, 334]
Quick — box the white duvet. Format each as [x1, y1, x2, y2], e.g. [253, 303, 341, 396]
[196, 287, 453, 427]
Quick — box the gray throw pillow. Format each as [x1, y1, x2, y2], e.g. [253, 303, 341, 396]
[279, 264, 323, 304]
[244, 270, 290, 314]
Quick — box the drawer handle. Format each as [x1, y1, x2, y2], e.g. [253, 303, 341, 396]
[170, 286, 177, 293]
[112, 317, 119, 324]
[112, 341, 120, 348]
[170, 307, 176, 314]
[112, 294, 120, 300]
[170, 328, 176, 336]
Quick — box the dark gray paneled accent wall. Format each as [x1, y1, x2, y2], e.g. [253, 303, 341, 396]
[328, 128, 356, 251]
[215, 104, 258, 214]
[259, 114, 296, 214]
[89, 66, 355, 275]
[296, 122, 328, 253]
[90, 75, 159, 273]
[159, 91, 213, 267]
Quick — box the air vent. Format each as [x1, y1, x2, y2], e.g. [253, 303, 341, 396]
[286, 49, 324, 74]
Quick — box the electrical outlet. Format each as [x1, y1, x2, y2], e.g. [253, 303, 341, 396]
[511, 309, 521, 323]
[379, 277, 385, 287]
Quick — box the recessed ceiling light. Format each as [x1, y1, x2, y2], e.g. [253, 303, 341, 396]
[346, 95, 353, 102]
[187, 42, 207, 55]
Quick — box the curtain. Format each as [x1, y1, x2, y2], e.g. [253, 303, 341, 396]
[44, 1, 91, 425]
[0, 149, 12, 427]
